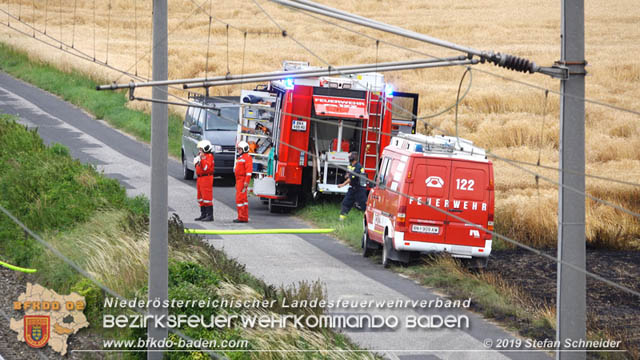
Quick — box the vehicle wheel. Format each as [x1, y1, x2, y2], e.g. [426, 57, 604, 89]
[382, 235, 391, 268]
[362, 227, 372, 258]
[183, 154, 194, 180]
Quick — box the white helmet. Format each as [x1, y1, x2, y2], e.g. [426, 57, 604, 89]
[197, 139, 212, 153]
[237, 141, 250, 154]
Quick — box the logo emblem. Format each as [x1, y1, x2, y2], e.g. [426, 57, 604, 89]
[24, 315, 50, 348]
[426, 176, 444, 188]
[469, 229, 480, 238]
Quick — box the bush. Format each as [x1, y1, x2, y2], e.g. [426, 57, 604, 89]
[70, 278, 104, 327]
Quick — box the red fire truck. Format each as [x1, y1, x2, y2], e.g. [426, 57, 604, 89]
[236, 61, 419, 211]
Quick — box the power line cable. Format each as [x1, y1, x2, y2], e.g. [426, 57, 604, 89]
[205, 10, 212, 81]
[246, 1, 640, 204]
[113, 0, 211, 84]
[489, 152, 640, 219]
[1, 9, 208, 118]
[58, 0, 62, 48]
[273, 139, 640, 299]
[175, 65, 639, 189]
[134, 0, 137, 75]
[0, 17, 149, 83]
[31, 0, 34, 36]
[106, 0, 112, 64]
[279, 0, 640, 118]
[44, 0, 47, 34]
[71, 0, 77, 48]
[453, 67, 471, 147]
[226, 24, 230, 76]
[186, 0, 281, 36]
[1, 12, 155, 83]
[7, 0, 639, 257]
[132, 93, 640, 299]
[134, 78, 640, 220]
[473, 67, 640, 117]
[92, 0, 96, 61]
[240, 32, 247, 91]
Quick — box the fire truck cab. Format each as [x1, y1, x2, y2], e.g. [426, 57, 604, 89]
[363, 133, 495, 268]
[236, 61, 418, 211]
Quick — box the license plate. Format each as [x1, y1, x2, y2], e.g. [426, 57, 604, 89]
[411, 225, 439, 234]
[292, 120, 307, 131]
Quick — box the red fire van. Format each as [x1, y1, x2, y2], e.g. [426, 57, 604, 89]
[363, 133, 494, 267]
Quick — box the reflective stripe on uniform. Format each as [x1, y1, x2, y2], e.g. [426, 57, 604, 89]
[244, 202, 249, 206]
[237, 159, 245, 163]
[237, 203, 245, 207]
[201, 200, 212, 203]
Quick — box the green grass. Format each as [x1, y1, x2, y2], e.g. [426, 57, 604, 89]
[0, 114, 368, 359]
[296, 197, 558, 344]
[0, 42, 184, 158]
[0, 115, 146, 268]
[297, 200, 364, 248]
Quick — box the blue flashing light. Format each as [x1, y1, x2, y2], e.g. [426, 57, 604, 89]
[385, 85, 394, 98]
[284, 78, 295, 90]
[415, 144, 423, 152]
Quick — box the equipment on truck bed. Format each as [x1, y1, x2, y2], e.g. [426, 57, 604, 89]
[236, 61, 419, 211]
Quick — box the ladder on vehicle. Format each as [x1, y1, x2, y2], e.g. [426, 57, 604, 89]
[363, 87, 386, 174]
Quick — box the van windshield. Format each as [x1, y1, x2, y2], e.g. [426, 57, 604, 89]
[204, 107, 238, 131]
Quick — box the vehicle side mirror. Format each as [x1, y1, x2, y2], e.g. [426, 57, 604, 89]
[189, 125, 202, 134]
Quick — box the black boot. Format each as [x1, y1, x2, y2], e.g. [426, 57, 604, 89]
[201, 206, 214, 222]
[194, 207, 205, 221]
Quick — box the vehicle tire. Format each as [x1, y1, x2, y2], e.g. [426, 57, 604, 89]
[183, 154, 194, 180]
[362, 225, 372, 258]
[382, 234, 391, 268]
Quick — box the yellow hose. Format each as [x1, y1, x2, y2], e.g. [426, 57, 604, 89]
[184, 228, 334, 235]
[0, 260, 37, 273]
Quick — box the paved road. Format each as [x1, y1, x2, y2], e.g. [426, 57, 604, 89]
[0, 71, 550, 360]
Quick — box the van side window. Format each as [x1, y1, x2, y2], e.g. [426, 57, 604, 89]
[192, 107, 202, 128]
[385, 159, 404, 188]
[185, 107, 195, 127]
[197, 107, 207, 128]
[377, 157, 390, 185]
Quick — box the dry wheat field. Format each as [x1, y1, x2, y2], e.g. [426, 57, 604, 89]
[1, 0, 638, 249]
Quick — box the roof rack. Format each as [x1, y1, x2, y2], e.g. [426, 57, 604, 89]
[187, 92, 239, 106]
[393, 132, 487, 159]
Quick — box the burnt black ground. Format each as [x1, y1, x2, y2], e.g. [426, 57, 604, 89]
[488, 249, 640, 359]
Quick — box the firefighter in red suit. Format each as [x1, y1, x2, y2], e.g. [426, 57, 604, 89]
[234, 141, 253, 223]
[194, 140, 215, 222]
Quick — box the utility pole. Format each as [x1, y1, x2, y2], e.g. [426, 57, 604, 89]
[557, 0, 586, 359]
[148, 0, 168, 358]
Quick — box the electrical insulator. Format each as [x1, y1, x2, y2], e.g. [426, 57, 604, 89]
[488, 52, 539, 73]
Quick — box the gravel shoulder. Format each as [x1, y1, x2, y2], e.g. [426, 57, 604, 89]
[0, 267, 103, 360]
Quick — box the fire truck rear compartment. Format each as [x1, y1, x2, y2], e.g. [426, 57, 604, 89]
[311, 118, 362, 188]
